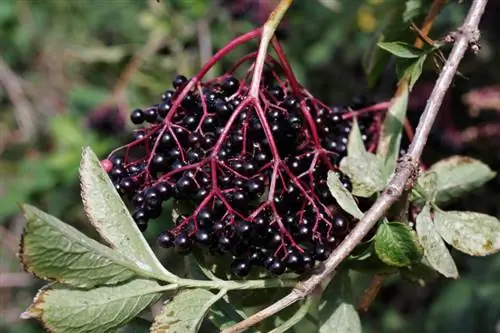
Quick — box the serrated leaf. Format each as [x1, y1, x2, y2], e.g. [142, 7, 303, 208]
[377, 85, 409, 178]
[434, 210, 500, 256]
[22, 279, 163, 333]
[378, 41, 425, 58]
[413, 156, 496, 205]
[80, 147, 176, 281]
[374, 222, 423, 267]
[318, 271, 361, 333]
[415, 205, 459, 279]
[326, 171, 363, 219]
[151, 289, 225, 333]
[339, 153, 386, 198]
[20, 205, 158, 288]
[347, 119, 366, 157]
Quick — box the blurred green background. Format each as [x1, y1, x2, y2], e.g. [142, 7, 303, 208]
[1, 0, 500, 332]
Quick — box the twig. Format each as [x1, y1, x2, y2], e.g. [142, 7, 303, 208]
[414, 0, 448, 48]
[357, 274, 386, 312]
[222, 0, 488, 331]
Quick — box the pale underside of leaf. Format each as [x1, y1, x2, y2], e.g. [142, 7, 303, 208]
[23, 279, 163, 333]
[80, 147, 175, 280]
[150, 289, 225, 333]
[340, 153, 386, 198]
[415, 156, 496, 205]
[326, 171, 363, 219]
[434, 210, 500, 256]
[20, 204, 156, 288]
[415, 204, 459, 279]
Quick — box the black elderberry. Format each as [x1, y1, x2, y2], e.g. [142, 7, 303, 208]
[202, 133, 217, 150]
[214, 99, 232, 118]
[249, 250, 263, 266]
[158, 102, 172, 118]
[254, 151, 269, 166]
[231, 259, 252, 277]
[268, 85, 284, 101]
[172, 75, 188, 89]
[110, 166, 126, 179]
[151, 154, 168, 172]
[133, 193, 145, 207]
[267, 258, 286, 275]
[196, 208, 213, 228]
[333, 215, 349, 234]
[235, 220, 253, 239]
[282, 96, 299, 110]
[158, 132, 175, 150]
[136, 219, 148, 232]
[183, 115, 199, 131]
[314, 244, 331, 261]
[186, 148, 203, 163]
[228, 190, 247, 210]
[286, 251, 305, 272]
[174, 233, 192, 254]
[187, 132, 202, 147]
[133, 130, 146, 141]
[161, 90, 175, 101]
[195, 229, 212, 246]
[119, 178, 136, 195]
[222, 76, 240, 96]
[218, 235, 233, 252]
[167, 148, 182, 161]
[145, 188, 160, 206]
[144, 108, 158, 123]
[245, 178, 265, 198]
[303, 252, 315, 270]
[130, 109, 145, 125]
[155, 182, 173, 200]
[212, 222, 225, 233]
[295, 224, 312, 241]
[157, 231, 175, 248]
[176, 175, 197, 195]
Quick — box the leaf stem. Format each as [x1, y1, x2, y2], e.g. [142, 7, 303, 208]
[173, 276, 298, 291]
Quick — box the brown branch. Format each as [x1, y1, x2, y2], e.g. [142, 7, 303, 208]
[414, 0, 448, 48]
[222, 0, 488, 331]
[357, 274, 386, 312]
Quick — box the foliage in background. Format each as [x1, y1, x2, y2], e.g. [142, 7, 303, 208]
[2, 0, 500, 332]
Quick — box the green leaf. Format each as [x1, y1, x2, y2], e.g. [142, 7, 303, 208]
[434, 210, 500, 256]
[318, 271, 361, 333]
[151, 289, 225, 333]
[415, 205, 459, 279]
[374, 221, 423, 267]
[412, 156, 496, 206]
[377, 41, 425, 58]
[326, 171, 363, 219]
[80, 147, 176, 281]
[209, 298, 259, 332]
[22, 279, 164, 333]
[347, 119, 366, 157]
[404, 54, 427, 91]
[377, 86, 409, 178]
[20, 204, 158, 288]
[339, 153, 386, 198]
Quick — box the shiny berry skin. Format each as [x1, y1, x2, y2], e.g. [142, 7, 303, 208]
[174, 233, 192, 254]
[285, 251, 304, 272]
[314, 244, 331, 261]
[222, 76, 240, 95]
[267, 258, 286, 275]
[173, 75, 188, 89]
[157, 231, 175, 248]
[195, 230, 212, 246]
[130, 109, 145, 124]
[231, 259, 252, 277]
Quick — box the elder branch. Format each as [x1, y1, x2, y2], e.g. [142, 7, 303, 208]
[222, 0, 488, 332]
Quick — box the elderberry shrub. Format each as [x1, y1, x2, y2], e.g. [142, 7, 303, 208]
[103, 69, 380, 277]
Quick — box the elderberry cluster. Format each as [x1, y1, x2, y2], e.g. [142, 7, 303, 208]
[105, 70, 378, 277]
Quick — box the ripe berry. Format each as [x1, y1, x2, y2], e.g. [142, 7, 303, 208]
[158, 231, 175, 248]
[173, 75, 188, 89]
[130, 109, 145, 124]
[267, 258, 286, 275]
[174, 233, 192, 254]
[195, 229, 212, 246]
[314, 244, 331, 261]
[231, 259, 252, 277]
[222, 76, 240, 95]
